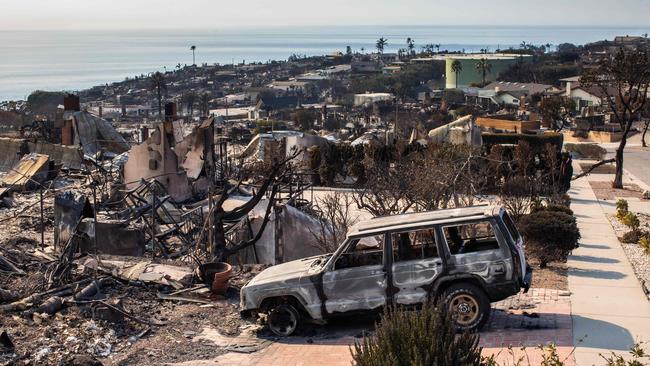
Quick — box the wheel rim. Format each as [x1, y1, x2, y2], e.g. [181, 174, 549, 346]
[448, 294, 480, 326]
[268, 306, 298, 336]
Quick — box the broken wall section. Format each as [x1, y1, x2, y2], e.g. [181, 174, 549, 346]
[0, 137, 84, 172]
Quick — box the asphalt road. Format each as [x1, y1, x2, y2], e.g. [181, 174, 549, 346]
[624, 146, 650, 187]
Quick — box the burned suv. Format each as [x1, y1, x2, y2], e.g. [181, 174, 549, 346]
[241, 205, 532, 336]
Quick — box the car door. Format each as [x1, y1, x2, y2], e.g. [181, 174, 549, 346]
[390, 227, 444, 305]
[442, 219, 507, 278]
[321, 234, 387, 315]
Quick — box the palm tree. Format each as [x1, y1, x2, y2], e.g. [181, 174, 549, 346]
[435, 44, 441, 53]
[451, 60, 463, 89]
[406, 38, 415, 56]
[474, 58, 492, 86]
[182, 91, 197, 117]
[376, 37, 388, 54]
[199, 92, 212, 117]
[190, 45, 196, 65]
[150, 72, 167, 119]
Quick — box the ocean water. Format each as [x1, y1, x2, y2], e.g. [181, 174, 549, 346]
[0, 25, 648, 101]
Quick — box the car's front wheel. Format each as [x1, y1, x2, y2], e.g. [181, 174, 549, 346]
[267, 303, 300, 337]
[442, 283, 491, 332]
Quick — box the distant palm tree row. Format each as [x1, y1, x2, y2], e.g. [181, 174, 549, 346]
[450, 58, 494, 89]
[474, 58, 492, 87]
[372, 37, 442, 56]
[149, 71, 213, 120]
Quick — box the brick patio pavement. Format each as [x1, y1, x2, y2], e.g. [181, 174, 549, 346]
[168, 288, 573, 366]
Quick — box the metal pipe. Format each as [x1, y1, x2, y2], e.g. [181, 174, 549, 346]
[40, 186, 44, 250]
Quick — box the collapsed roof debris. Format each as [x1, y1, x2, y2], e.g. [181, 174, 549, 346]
[63, 110, 130, 158]
[0, 154, 51, 199]
[0, 88, 352, 364]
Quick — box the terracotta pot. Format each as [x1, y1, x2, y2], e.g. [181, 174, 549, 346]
[200, 262, 233, 295]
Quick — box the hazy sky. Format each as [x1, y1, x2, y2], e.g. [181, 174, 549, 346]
[1, 0, 649, 30]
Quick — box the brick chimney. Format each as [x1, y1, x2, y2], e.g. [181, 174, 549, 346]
[164, 102, 177, 121]
[63, 94, 80, 112]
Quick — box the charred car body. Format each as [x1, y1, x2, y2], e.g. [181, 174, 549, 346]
[240, 205, 532, 336]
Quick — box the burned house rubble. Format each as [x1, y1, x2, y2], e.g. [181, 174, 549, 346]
[0, 95, 333, 365]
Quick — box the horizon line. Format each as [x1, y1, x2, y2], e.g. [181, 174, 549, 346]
[1, 24, 649, 32]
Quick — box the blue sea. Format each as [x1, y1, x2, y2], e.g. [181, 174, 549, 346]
[1, 25, 648, 101]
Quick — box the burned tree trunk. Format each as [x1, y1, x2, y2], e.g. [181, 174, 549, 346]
[614, 136, 627, 188]
[216, 184, 279, 262]
[207, 151, 299, 262]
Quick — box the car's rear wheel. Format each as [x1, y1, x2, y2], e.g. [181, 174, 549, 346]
[442, 283, 490, 332]
[267, 304, 300, 336]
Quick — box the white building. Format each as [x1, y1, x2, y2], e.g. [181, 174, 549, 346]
[353, 93, 394, 106]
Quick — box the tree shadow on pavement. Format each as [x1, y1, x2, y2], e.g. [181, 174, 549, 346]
[578, 243, 610, 250]
[572, 315, 635, 350]
[567, 267, 627, 280]
[570, 255, 620, 264]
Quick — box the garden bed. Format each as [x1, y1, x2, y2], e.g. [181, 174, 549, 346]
[527, 259, 568, 290]
[606, 212, 650, 299]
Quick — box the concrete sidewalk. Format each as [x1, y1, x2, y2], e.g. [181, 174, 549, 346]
[568, 166, 650, 365]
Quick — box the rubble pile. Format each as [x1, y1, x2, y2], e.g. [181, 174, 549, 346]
[0, 116, 289, 364]
[0, 90, 329, 364]
[0, 223, 267, 365]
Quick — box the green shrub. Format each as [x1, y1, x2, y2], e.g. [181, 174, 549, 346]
[351, 305, 483, 366]
[601, 342, 650, 366]
[616, 199, 629, 212]
[616, 199, 629, 220]
[518, 210, 581, 268]
[543, 204, 574, 216]
[639, 235, 650, 255]
[620, 212, 640, 231]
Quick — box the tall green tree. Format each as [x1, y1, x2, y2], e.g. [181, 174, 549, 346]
[474, 58, 492, 86]
[190, 45, 196, 65]
[406, 38, 415, 56]
[451, 60, 463, 89]
[582, 48, 650, 188]
[538, 95, 576, 131]
[182, 91, 197, 117]
[150, 72, 167, 119]
[199, 92, 212, 117]
[376, 37, 388, 54]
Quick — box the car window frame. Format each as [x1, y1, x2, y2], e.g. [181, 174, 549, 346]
[326, 232, 388, 271]
[439, 218, 505, 258]
[390, 227, 440, 263]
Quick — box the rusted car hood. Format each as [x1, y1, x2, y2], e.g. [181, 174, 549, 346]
[246, 255, 328, 287]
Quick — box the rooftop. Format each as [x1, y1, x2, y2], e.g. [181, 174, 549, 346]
[347, 205, 502, 237]
[481, 81, 552, 95]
